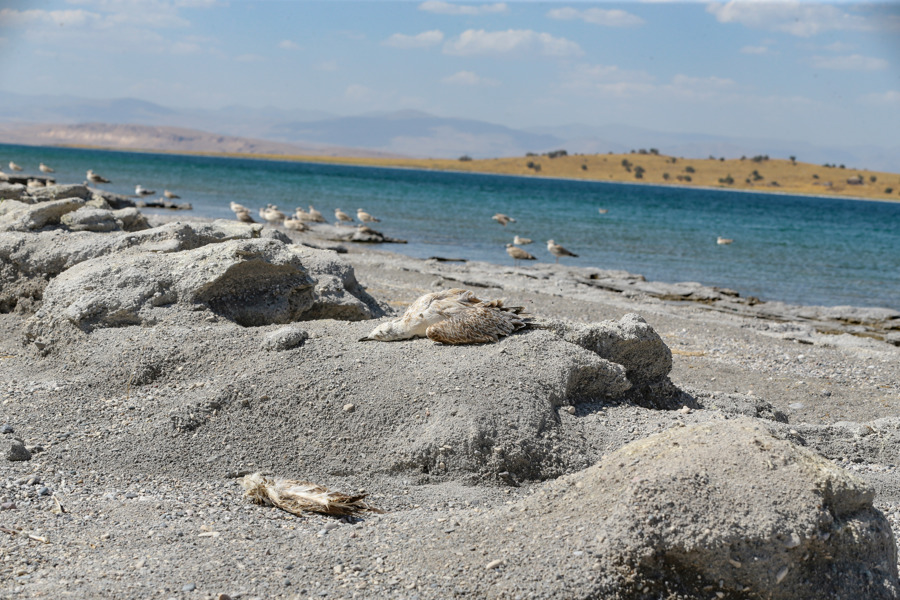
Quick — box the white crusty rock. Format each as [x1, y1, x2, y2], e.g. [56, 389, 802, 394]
[437, 418, 898, 599]
[0, 198, 85, 232]
[24, 238, 382, 344]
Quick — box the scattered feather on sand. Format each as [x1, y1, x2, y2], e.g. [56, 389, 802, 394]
[239, 472, 381, 517]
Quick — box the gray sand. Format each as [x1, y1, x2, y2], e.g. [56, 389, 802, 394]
[1, 206, 899, 599]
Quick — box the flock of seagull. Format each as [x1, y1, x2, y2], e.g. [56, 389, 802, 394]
[5, 160, 182, 202]
[6, 159, 732, 262]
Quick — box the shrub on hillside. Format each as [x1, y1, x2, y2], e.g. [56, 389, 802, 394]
[458, 155, 472, 162]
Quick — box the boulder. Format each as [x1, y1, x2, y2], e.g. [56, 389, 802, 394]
[60, 206, 123, 232]
[0, 198, 85, 232]
[24, 238, 383, 342]
[439, 418, 898, 599]
[1, 220, 268, 313]
[26, 184, 91, 204]
[0, 183, 27, 201]
[548, 313, 673, 385]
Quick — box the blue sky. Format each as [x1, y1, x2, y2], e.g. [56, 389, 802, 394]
[0, 0, 898, 148]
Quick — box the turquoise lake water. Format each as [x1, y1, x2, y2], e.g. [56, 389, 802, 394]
[3, 143, 899, 311]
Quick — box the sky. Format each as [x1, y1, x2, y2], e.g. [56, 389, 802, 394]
[0, 0, 898, 148]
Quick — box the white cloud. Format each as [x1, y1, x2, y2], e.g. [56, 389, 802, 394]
[278, 40, 299, 50]
[561, 63, 655, 96]
[0, 8, 98, 28]
[345, 84, 376, 103]
[316, 60, 339, 72]
[444, 29, 582, 57]
[706, 2, 874, 37]
[383, 30, 444, 49]
[740, 45, 770, 55]
[547, 7, 644, 28]
[810, 54, 889, 71]
[419, 1, 508, 16]
[441, 70, 499, 86]
[860, 91, 900, 106]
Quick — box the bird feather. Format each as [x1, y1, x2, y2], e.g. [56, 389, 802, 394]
[239, 472, 381, 516]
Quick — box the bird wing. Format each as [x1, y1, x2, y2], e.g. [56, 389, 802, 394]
[240, 473, 381, 516]
[426, 306, 526, 345]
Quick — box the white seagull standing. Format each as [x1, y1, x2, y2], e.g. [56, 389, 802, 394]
[334, 208, 354, 224]
[86, 169, 111, 184]
[357, 208, 380, 223]
[307, 205, 326, 223]
[39, 163, 55, 173]
[547, 240, 578, 264]
[8, 162, 22, 172]
[359, 288, 528, 345]
[513, 235, 532, 245]
[506, 244, 536, 267]
[164, 190, 180, 199]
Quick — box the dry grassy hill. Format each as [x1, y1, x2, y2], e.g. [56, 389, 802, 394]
[258, 150, 900, 203]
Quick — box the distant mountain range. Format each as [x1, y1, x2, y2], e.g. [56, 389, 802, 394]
[0, 91, 897, 172]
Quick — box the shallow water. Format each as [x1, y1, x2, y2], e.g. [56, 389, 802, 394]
[4, 142, 899, 310]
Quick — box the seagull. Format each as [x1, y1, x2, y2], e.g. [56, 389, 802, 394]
[513, 235, 532, 245]
[163, 190, 180, 199]
[547, 239, 578, 264]
[492, 213, 515, 226]
[8, 162, 22, 172]
[506, 244, 536, 267]
[39, 163, 55, 173]
[360, 288, 528, 345]
[334, 208, 354, 224]
[135, 185, 155, 196]
[259, 204, 286, 224]
[234, 209, 255, 223]
[598, 208, 608, 215]
[283, 218, 308, 232]
[86, 170, 110, 184]
[357, 208, 380, 223]
[307, 205, 326, 223]
[716, 237, 734, 245]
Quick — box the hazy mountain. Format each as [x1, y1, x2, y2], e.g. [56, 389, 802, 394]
[265, 110, 561, 159]
[0, 92, 896, 171]
[0, 122, 401, 159]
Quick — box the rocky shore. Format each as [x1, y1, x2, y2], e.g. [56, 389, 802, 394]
[1, 181, 899, 599]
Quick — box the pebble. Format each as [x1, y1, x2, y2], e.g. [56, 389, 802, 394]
[343, 403, 355, 413]
[6, 440, 31, 462]
[124, 492, 138, 499]
[1, 501, 16, 510]
[182, 582, 196, 592]
[37, 486, 50, 496]
[0, 424, 13, 434]
[485, 559, 503, 570]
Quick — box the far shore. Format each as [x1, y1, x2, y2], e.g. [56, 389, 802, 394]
[5, 140, 900, 205]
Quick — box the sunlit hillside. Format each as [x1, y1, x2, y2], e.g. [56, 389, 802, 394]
[241, 149, 900, 203]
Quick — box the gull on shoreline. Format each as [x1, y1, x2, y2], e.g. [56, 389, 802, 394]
[135, 185, 155, 196]
[717, 236, 734, 245]
[547, 240, 578, 264]
[164, 190, 180, 199]
[86, 169, 110, 184]
[39, 163, 55, 173]
[360, 288, 528, 344]
[506, 243, 536, 267]
[307, 205, 326, 223]
[513, 235, 532, 245]
[335, 208, 354, 224]
[357, 208, 380, 223]
[8, 162, 22, 172]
